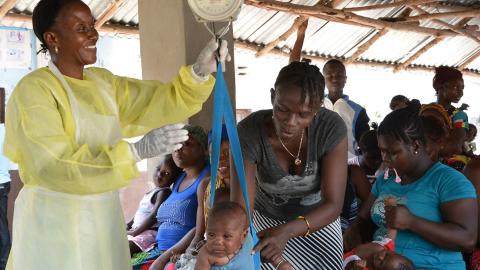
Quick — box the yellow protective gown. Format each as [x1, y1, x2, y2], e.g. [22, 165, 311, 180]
[4, 64, 214, 270]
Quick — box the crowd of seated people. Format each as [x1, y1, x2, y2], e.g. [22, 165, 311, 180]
[121, 42, 479, 270]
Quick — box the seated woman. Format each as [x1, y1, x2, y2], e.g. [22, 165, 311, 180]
[236, 61, 348, 269]
[127, 155, 182, 256]
[171, 125, 233, 269]
[344, 100, 477, 270]
[133, 125, 210, 270]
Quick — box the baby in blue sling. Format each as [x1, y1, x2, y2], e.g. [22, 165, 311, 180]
[194, 202, 257, 270]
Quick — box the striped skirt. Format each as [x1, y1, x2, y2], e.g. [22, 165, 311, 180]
[253, 210, 343, 270]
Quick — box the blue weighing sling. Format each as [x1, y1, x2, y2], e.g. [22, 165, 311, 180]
[209, 62, 261, 270]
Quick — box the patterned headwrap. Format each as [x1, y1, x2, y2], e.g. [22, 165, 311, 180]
[420, 103, 452, 129]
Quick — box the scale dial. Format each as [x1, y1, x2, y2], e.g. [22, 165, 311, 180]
[187, 0, 243, 22]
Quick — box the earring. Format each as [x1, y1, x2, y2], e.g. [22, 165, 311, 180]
[54, 46, 59, 54]
[414, 150, 418, 155]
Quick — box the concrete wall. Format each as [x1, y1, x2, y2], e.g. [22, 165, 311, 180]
[138, 0, 237, 181]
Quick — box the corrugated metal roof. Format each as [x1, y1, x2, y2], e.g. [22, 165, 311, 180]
[233, 0, 480, 72]
[1, 0, 479, 71]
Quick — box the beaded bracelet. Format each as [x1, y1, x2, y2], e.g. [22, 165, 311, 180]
[297, 215, 311, 237]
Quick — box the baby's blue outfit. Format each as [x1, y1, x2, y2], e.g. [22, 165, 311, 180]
[212, 233, 254, 270]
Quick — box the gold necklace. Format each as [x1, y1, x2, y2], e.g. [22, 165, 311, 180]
[278, 129, 304, 166]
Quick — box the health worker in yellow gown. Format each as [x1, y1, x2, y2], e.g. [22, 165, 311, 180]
[4, 0, 230, 269]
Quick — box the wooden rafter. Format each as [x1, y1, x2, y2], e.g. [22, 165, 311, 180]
[343, 0, 434, 12]
[404, 8, 480, 21]
[409, 6, 480, 42]
[0, 0, 17, 19]
[346, 29, 387, 63]
[394, 37, 444, 72]
[95, 0, 127, 29]
[234, 39, 480, 77]
[256, 16, 307, 57]
[346, 8, 413, 63]
[244, 0, 458, 37]
[394, 17, 472, 72]
[459, 49, 480, 70]
[257, 0, 346, 58]
[423, 2, 480, 12]
[4, 13, 139, 35]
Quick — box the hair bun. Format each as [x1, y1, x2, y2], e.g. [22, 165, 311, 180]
[407, 99, 422, 115]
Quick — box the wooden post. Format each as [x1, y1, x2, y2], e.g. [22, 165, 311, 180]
[255, 16, 307, 57]
[0, 0, 17, 19]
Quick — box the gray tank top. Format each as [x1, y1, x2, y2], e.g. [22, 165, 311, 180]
[238, 109, 346, 221]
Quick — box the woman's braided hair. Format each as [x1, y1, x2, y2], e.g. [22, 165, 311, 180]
[274, 60, 325, 106]
[32, 0, 80, 54]
[378, 99, 426, 146]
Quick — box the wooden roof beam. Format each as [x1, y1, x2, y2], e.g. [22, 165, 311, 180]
[234, 39, 480, 77]
[344, 0, 435, 12]
[0, 0, 17, 19]
[345, 29, 387, 63]
[394, 17, 472, 72]
[408, 6, 480, 42]
[95, 0, 126, 29]
[459, 49, 480, 70]
[4, 13, 139, 36]
[346, 8, 413, 63]
[405, 8, 480, 22]
[244, 0, 459, 37]
[255, 16, 308, 57]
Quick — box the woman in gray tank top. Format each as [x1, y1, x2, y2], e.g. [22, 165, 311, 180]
[234, 61, 348, 269]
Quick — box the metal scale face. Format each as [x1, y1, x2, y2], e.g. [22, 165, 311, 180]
[187, 0, 243, 22]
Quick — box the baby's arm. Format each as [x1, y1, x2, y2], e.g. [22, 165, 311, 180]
[128, 189, 170, 236]
[353, 242, 384, 260]
[194, 245, 213, 270]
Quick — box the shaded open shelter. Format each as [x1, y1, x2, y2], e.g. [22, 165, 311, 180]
[0, 0, 479, 75]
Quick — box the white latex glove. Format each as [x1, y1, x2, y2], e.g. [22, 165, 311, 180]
[192, 38, 231, 80]
[129, 123, 188, 161]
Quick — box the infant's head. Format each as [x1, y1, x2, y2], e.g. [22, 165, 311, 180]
[153, 154, 181, 188]
[205, 201, 248, 258]
[372, 249, 415, 270]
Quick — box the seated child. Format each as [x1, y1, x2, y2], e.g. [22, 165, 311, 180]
[343, 237, 415, 270]
[195, 202, 288, 270]
[127, 154, 182, 255]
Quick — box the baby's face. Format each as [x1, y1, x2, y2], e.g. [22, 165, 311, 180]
[372, 249, 412, 270]
[205, 216, 246, 258]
